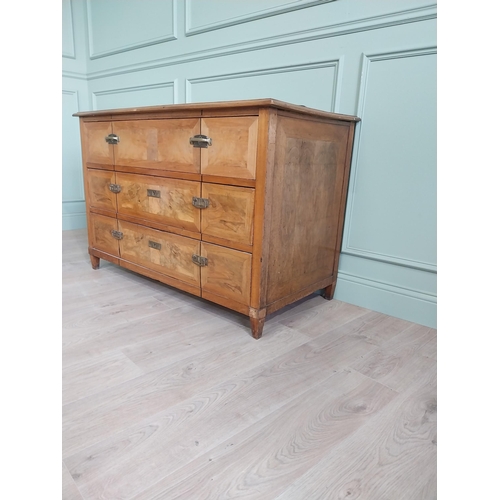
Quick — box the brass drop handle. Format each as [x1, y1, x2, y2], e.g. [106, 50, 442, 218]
[105, 134, 120, 144]
[111, 230, 123, 240]
[192, 254, 208, 267]
[189, 135, 212, 148]
[192, 197, 209, 209]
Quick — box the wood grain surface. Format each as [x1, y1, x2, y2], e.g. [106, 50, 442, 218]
[62, 229, 436, 500]
[113, 118, 201, 172]
[116, 172, 201, 232]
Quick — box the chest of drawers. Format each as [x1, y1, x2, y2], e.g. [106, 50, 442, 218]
[74, 99, 359, 338]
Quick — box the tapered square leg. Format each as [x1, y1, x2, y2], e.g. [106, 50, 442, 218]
[322, 283, 335, 300]
[90, 254, 100, 270]
[250, 317, 265, 339]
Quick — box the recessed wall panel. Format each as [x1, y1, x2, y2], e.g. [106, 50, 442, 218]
[93, 83, 175, 110]
[186, 0, 334, 35]
[87, 0, 176, 58]
[62, 90, 84, 202]
[344, 49, 437, 270]
[188, 62, 338, 112]
[62, 0, 75, 58]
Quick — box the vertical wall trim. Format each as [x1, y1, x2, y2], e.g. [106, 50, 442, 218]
[62, 0, 76, 59]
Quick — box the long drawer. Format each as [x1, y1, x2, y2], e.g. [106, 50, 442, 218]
[87, 213, 252, 305]
[86, 169, 255, 246]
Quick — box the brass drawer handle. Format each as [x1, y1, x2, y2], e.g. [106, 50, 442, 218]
[111, 230, 123, 240]
[148, 241, 161, 250]
[109, 183, 121, 193]
[192, 197, 209, 209]
[192, 254, 208, 267]
[105, 134, 120, 144]
[189, 134, 212, 148]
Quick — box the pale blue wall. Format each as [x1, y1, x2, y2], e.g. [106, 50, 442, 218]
[62, 0, 437, 328]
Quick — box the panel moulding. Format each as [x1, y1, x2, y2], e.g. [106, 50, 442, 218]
[85, 4, 437, 80]
[185, 0, 335, 36]
[91, 81, 177, 110]
[86, 0, 178, 59]
[62, 0, 76, 59]
[186, 60, 340, 111]
[337, 270, 437, 303]
[62, 89, 85, 201]
[343, 46, 437, 274]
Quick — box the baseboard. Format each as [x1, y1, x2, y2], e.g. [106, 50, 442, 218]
[334, 271, 437, 328]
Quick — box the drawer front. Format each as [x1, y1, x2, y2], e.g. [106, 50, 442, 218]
[116, 173, 201, 233]
[82, 121, 114, 167]
[86, 169, 117, 213]
[200, 117, 258, 179]
[200, 243, 252, 305]
[113, 119, 200, 173]
[118, 220, 200, 287]
[88, 213, 120, 256]
[200, 183, 255, 246]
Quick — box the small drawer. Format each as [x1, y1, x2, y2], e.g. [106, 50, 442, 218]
[88, 213, 120, 256]
[200, 242, 252, 306]
[86, 169, 117, 213]
[200, 183, 255, 246]
[200, 116, 258, 180]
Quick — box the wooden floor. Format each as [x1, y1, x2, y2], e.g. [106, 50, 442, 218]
[62, 229, 437, 500]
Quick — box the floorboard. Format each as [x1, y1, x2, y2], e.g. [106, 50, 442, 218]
[62, 229, 437, 499]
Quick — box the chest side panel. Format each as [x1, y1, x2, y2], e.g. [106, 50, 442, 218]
[265, 115, 350, 304]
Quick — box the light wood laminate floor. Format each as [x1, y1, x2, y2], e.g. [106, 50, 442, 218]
[62, 229, 437, 500]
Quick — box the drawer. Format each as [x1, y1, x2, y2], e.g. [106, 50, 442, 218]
[116, 173, 201, 233]
[88, 213, 120, 256]
[113, 119, 200, 173]
[118, 220, 201, 287]
[201, 116, 258, 179]
[86, 169, 117, 213]
[200, 242, 252, 306]
[200, 183, 255, 246]
[82, 121, 114, 167]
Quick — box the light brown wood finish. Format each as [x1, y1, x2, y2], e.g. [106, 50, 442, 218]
[74, 98, 361, 122]
[87, 213, 119, 257]
[200, 242, 252, 306]
[201, 116, 259, 179]
[62, 229, 436, 500]
[201, 182, 255, 245]
[265, 116, 350, 304]
[85, 169, 117, 214]
[118, 220, 201, 287]
[81, 121, 114, 167]
[115, 172, 201, 232]
[113, 118, 201, 172]
[76, 99, 359, 338]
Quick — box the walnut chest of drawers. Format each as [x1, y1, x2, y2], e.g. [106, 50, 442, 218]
[74, 99, 359, 338]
